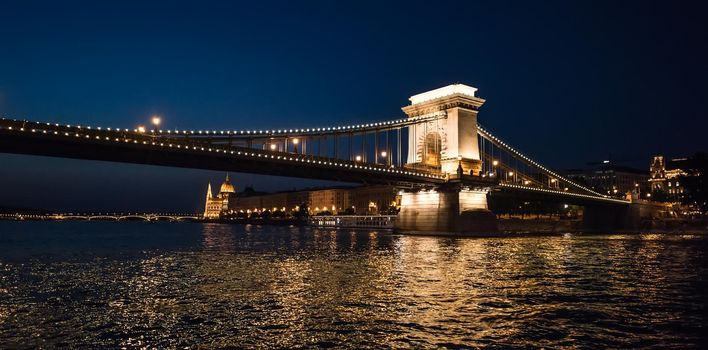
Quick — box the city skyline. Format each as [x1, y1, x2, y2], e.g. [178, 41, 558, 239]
[1, 1, 707, 212]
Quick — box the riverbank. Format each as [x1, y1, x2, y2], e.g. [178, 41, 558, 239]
[497, 217, 708, 234]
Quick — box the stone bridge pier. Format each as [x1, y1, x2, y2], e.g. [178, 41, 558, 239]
[395, 185, 498, 235]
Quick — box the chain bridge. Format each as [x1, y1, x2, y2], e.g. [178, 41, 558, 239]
[0, 84, 643, 234]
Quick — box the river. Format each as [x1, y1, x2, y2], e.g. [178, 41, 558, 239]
[0, 221, 706, 348]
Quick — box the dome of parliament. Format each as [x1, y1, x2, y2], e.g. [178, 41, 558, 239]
[219, 174, 236, 194]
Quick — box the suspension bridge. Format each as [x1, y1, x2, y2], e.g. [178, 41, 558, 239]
[0, 84, 647, 234]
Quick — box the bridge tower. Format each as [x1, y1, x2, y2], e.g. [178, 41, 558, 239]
[396, 84, 497, 235]
[403, 83, 485, 176]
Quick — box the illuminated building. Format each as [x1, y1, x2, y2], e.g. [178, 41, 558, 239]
[565, 164, 648, 197]
[649, 155, 686, 196]
[307, 188, 351, 214]
[350, 186, 400, 214]
[215, 184, 399, 216]
[239, 186, 398, 215]
[203, 174, 237, 219]
[649, 154, 705, 205]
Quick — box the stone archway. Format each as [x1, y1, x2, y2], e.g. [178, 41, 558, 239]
[423, 132, 442, 168]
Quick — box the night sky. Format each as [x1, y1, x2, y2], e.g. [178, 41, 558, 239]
[1, 0, 707, 212]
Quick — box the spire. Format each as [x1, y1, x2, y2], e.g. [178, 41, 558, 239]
[225, 172, 230, 183]
[206, 183, 213, 199]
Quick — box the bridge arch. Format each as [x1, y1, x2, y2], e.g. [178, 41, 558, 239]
[422, 131, 442, 168]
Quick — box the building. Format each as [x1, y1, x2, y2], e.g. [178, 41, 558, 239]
[234, 186, 395, 215]
[308, 188, 351, 214]
[649, 155, 689, 202]
[207, 184, 399, 217]
[350, 186, 399, 214]
[203, 174, 237, 219]
[565, 164, 649, 197]
[649, 154, 706, 206]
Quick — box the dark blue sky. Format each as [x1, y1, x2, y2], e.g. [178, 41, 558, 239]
[1, 0, 707, 212]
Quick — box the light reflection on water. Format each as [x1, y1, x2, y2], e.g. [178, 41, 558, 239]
[0, 221, 706, 348]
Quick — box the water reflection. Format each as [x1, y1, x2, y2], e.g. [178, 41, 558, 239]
[0, 222, 705, 348]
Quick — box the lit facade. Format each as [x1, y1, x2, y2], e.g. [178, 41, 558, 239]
[649, 155, 697, 203]
[221, 185, 399, 216]
[565, 165, 648, 197]
[203, 174, 237, 219]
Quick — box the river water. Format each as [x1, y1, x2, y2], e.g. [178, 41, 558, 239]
[0, 221, 706, 349]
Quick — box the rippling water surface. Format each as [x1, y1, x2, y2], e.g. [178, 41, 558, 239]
[0, 221, 706, 348]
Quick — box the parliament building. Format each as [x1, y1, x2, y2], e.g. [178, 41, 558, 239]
[203, 174, 237, 219]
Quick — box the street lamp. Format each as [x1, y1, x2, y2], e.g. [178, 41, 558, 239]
[380, 151, 387, 158]
[355, 155, 362, 162]
[292, 138, 299, 153]
[137, 125, 146, 133]
[270, 143, 277, 151]
[151, 116, 161, 129]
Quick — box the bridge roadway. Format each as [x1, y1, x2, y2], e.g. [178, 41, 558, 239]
[0, 117, 629, 205]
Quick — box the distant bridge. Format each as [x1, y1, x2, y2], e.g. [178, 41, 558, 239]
[0, 212, 201, 221]
[0, 84, 639, 234]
